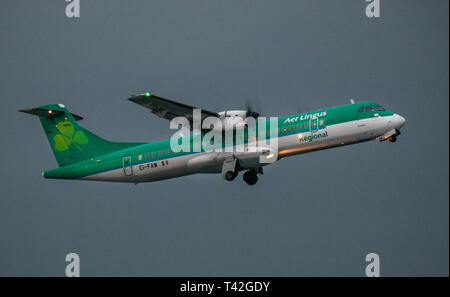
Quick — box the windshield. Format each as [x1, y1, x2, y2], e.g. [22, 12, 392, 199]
[364, 105, 386, 112]
[372, 105, 385, 111]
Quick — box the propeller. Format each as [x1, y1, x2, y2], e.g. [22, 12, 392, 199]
[245, 97, 260, 118]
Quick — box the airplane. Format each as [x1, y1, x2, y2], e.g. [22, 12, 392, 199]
[20, 93, 405, 185]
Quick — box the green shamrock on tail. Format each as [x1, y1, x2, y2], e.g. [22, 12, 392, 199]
[54, 120, 89, 151]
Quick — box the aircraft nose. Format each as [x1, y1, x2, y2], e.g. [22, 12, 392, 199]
[394, 114, 406, 129]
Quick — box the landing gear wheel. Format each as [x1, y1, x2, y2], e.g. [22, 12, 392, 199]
[243, 171, 258, 185]
[225, 170, 237, 181]
[389, 135, 397, 142]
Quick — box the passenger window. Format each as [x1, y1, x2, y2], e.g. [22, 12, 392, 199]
[282, 127, 287, 133]
[311, 121, 317, 128]
[319, 119, 324, 126]
[159, 151, 163, 157]
[290, 125, 294, 132]
[297, 124, 302, 130]
[152, 152, 156, 158]
[145, 153, 149, 159]
[358, 106, 364, 113]
[304, 122, 308, 129]
[166, 149, 170, 155]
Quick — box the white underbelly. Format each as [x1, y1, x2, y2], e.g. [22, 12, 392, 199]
[82, 117, 394, 183]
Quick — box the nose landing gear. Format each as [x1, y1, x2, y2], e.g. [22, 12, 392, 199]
[378, 129, 401, 143]
[389, 129, 401, 142]
[388, 135, 397, 142]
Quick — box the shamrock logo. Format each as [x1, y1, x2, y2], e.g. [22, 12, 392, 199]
[53, 120, 89, 151]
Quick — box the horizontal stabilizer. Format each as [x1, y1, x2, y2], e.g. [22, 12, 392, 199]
[19, 107, 83, 121]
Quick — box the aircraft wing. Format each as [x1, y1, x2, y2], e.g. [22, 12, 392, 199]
[128, 93, 219, 125]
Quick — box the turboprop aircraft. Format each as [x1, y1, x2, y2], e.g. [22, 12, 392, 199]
[20, 92, 405, 185]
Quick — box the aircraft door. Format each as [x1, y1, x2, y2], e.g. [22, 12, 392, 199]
[310, 117, 318, 133]
[122, 156, 133, 176]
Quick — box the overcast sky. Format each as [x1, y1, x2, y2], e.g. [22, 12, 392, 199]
[0, 0, 448, 276]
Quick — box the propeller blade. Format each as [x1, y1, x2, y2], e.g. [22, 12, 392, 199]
[245, 97, 260, 118]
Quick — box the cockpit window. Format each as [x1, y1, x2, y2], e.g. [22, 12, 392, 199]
[372, 105, 385, 111]
[365, 105, 385, 112]
[358, 106, 364, 113]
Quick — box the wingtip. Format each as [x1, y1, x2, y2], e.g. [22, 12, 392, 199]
[128, 93, 149, 103]
[18, 108, 35, 115]
[127, 95, 138, 102]
[128, 92, 152, 99]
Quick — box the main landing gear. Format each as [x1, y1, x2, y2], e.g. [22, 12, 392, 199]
[223, 156, 238, 181]
[243, 170, 258, 185]
[242, 168, 263, 185]
[388, 135, 397, 142]
[225, 169, 261, 185]
[224, 170, 238, 181]
[222, 156, 263, 185]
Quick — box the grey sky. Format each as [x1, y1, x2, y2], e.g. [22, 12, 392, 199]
[0, 0, 448, 276]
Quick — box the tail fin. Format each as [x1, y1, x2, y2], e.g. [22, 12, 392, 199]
[20, 104, 143, 167]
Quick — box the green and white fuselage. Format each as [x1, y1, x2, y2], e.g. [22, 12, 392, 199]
[21, 99, 405, 185]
